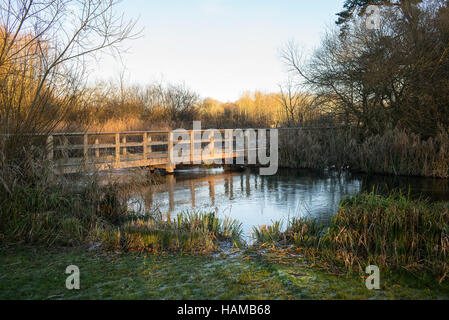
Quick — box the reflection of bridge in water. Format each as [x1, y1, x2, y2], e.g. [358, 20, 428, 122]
[143, 173, 245, 212]
[137, 169, 363, 214]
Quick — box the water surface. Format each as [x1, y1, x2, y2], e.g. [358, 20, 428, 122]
[130, 168, 449, 240]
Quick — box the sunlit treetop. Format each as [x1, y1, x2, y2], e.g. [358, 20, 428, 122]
[335, 0, 423, 27]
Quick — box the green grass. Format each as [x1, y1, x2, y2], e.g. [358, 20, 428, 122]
[1, 246, 449, 300]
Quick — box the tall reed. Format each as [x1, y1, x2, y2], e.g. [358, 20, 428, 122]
[103, 211, 243, 253]
[253, 192, 449, 282]
[279, 127, 449, 178]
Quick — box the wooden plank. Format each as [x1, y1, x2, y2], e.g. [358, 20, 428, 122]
[148, 141, 168, 146]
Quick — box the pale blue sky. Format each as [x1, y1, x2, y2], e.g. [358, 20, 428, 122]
[96, 0, 345, 101]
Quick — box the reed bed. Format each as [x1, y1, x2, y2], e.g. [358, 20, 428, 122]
[279, 128, 449, 178]
[0, 170, 149, 246]
[252, 192, 449, 282]
[0, 148, 160, 247]
[102, 212, 243, 253]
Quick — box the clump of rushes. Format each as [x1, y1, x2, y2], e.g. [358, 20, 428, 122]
[102, 211, 243, 253]
[251, 221, 284, 244]
[279, 127, 449, 178]
[0, 157, 156, 247]
[0, 174, 131, 246]
[253, 192, 449, 283]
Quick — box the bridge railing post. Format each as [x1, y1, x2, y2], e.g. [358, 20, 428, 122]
[122, 136, 127, 156]
[210, 130, 215, 160]
[95, 138, 100, 158]
[244, 131, 249, 163]
[83, 134, 88, 161]
[167, 131, 174, 173]
[225, 129, 233, 164]
[148, 134, 152, 155]
[115, 133, 120, 165]
[143, 133, 147, 160]
[190, 130, 194, 163]
[62, 136, 69, 159]
[46, 135, 54, 161]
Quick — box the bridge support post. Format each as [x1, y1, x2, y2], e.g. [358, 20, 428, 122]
[167, 175, 175, 210]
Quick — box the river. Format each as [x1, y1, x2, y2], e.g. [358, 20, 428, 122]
[129, 168, 449, 241]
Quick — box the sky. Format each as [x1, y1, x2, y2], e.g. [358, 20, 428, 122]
[95, 0, 345, 102]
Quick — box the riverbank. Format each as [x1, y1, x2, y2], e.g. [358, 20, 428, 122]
[2, 245, 449, 300]
[2, 165, 449, 299]
[253, 192, 449, 284]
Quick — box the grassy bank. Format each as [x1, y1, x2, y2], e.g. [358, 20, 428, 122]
[2, 245, 449, 300]
[0, 164, 243, 255]
[279, 128, 449, 178]
[253, 192, 449, 283]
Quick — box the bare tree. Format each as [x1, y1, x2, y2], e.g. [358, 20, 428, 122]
[281, 1, 449, 136]
[278, 78, 309, 127]
[0, 0, 139, 161]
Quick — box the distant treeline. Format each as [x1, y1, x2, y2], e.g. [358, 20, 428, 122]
[69, 80, 325, 132]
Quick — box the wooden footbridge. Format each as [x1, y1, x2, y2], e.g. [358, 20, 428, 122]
[46, 129, 269, 174]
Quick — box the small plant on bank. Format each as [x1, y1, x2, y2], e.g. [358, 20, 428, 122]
[252, 221, 284, 245]
[102, 211, 243, 253]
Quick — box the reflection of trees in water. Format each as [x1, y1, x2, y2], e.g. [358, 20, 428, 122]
[359, 175, 449, 202]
